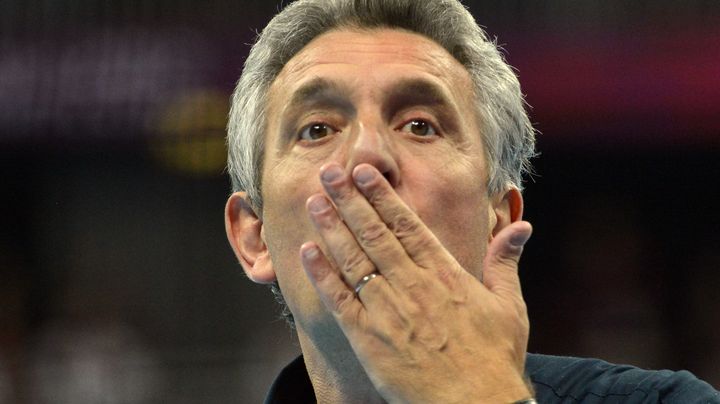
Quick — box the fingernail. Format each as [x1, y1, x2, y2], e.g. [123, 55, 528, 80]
[510, 231, 531, 247]
[301, 244, 319, 260]
[307, 195, 331, 213]
[353, 165, 376, 185]
[321, 164, 343, 183]
[301, 243, 327, 279]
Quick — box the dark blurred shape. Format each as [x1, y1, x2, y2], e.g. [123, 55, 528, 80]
[562, 196, 667, 368]
[0, 25, 223, 142]
[2, 0, 719, 145]
[148, 89, 229, 176]
[517, 27, 720, 143]
[27, 321, 162, 404]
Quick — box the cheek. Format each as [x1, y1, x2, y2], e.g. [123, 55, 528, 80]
[407, 170, 490, 276]
[261, 177, 326, 321]
[261, 167, 317, 266]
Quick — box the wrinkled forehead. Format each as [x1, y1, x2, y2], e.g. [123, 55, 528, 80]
[284, 28, 462, 75]
[267, 27, 476, 113]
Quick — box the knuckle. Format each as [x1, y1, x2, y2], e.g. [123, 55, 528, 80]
[406, 232, 436, 256]
[340, 248, 368, 273]
[358, 222, 389, 247]
[331, 289, 355, 312]
[403, 300, 423, 319]
[494, 252, 520, 269]
[389, 214, 420, 238]
[402, 276, 425, 294]
[328, 182, 355, 204]
[486, 242, 524, 271]
[433, 264, 460, 287]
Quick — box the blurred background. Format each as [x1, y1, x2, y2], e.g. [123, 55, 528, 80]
[1, 0, 718, 402]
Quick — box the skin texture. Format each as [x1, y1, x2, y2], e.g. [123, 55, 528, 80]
[225, 28, 532, 403]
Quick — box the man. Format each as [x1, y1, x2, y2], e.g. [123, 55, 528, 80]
[223, 0, 719, 402]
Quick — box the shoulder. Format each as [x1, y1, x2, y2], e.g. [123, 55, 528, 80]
[525, 353, 719, 403]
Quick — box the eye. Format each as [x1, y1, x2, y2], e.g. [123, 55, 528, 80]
[298, 122, 339, 141]
[399, 119, 437, 137]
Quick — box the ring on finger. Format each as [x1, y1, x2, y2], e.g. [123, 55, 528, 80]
[354, 272, 380, 295]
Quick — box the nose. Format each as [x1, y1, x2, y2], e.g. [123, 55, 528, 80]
[345, 123, 400, 187]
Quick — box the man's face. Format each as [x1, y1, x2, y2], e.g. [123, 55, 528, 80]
[260, 28, 499, 333]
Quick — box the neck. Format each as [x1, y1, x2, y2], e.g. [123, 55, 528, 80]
[297, 326, 385, 404]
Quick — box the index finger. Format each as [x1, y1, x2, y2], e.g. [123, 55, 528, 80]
[352, 164, 456, 271]
[317, 163, 418, 285]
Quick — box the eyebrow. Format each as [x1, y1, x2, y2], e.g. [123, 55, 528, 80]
[285, 77, 355, 116]
[280, 76, 460, 136]
[386, 78, 451, 109]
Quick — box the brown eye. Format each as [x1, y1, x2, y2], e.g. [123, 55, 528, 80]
[400, 119, 437, 137]
[299, 123, 338, 141]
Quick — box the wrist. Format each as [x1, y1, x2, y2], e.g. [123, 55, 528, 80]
[474, 378, 532, 403]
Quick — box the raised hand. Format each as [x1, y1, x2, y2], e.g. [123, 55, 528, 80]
[301, 162, 533, 403]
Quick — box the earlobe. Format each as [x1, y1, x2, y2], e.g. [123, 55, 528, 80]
[224, 192, 277, 284]
[489, 188, 524, 237]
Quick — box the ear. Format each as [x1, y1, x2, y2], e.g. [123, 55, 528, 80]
[224, 192, 276, 284]
[488, 187, 524, 239]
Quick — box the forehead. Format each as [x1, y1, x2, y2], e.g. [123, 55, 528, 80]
[269, 28, 475, 103]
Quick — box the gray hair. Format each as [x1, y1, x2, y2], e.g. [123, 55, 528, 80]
[226, 0, 536, 324]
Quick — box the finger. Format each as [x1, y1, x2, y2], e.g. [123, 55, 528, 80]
[482, 221, 532, 297]
[318, 163, 418, 284]
[355, 272, 413, 340]
[353, 270, 396, 312]
[352, 163, 455, 271]
[302, 242, 411, 351]
[300, 242, 366, 329]
[307, 193, 377, 290]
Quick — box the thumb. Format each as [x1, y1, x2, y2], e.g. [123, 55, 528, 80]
[482, 221, 532, 296]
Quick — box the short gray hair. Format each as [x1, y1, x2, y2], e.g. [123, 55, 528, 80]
[228, 0, 536, 212]
[226, 0, 536, 324]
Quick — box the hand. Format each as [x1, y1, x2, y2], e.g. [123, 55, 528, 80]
[301, 162, 533, 403]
